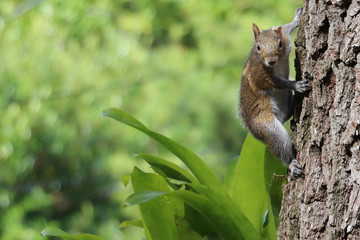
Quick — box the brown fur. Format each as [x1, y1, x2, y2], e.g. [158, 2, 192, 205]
[239, 9, 307, 177]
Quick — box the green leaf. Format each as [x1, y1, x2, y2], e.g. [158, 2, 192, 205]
[100, 108, 147, 130]
[264, 148, 287, 192]
[224, 156, 238, 193]
[41, 227, 71, 238]
[166, 178, 190, 186]
[130, 167, 183, 240]
[172, 190, 242, 240]
[263, 148, 287, 239]
[169, 190, 258, 240]
[186, 183, 261, 240]
[231, 134, 268, 232]
[268, 174, 287, 228]
[101, 108, 222, 188]
[41, 226, 106, 240]
[136, 153, 198, 183]
[152, 167, 182, 190]
[183, 204, 217, 237]
[175, 217, 203, 240]
[125, 190, 167, 207]
[121, 183, 261, 240]
[120, 220, 144, 228]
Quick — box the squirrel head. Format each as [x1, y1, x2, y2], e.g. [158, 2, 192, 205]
[252, 23, 290, 68]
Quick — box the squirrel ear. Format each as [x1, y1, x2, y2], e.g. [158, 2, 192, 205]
[273, 26, 283, 37]
[252, 23, 260, 41]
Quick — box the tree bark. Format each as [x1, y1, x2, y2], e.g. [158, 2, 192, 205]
[278, 0, 360, 239]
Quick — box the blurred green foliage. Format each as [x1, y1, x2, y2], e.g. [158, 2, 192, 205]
[0, 0, 301, 239]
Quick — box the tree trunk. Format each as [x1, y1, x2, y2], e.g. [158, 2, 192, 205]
[278, 0, 360, 239]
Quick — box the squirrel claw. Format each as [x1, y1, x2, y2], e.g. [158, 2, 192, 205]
[295, 80, 311, 93]
[289, 159, 303, 178]
[295, 7, 303, 17]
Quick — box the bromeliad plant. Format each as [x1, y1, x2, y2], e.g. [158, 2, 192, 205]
[102, 108, 288, 240]
[42, 108, 288, 240]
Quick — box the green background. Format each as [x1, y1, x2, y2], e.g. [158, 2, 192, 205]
[0, 0, 301, 239]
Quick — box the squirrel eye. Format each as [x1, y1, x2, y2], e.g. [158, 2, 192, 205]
[256, 44, 261, 51]
[279, 40, 283, 48]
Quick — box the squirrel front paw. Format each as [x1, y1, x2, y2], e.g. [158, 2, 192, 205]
[289, 159, 302, 178]
[295, 80, 311, 93]
[295, 7, 303, 17]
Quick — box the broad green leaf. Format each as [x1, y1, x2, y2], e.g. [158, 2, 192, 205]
[187, 183, 261, 240]
[136, 153, 198, 183]
[268, 174, 287, 228]
[125, 190, 167, 207]
[151, 167, 182, 190]
[169, 190, 258, 240]
[263, 148, 287, 239]
[41, 226, 106, 240]
[232, 134, 268, 232]
[123, 188, 217, 236]
[120, 220, 144, 228]
[224, 156, 238, 193]
[121, 185, 261, 240]
[175, 217, 203, 240]
[264, 148, 287, 192]
[131, 167, 183, 240]
[183, 204, 218, 237]
[101, 108, 222, 188]
[172, 190, 241, 240]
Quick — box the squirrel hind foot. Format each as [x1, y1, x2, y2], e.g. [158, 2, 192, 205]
[295, 7, 303, 18]
[289, 159, 303, 178]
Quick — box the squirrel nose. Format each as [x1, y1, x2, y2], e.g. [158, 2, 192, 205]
[267, 56, 277, 66]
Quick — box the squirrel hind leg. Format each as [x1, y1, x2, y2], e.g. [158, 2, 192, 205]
[266, 119, 303, 177]
[251, 118, 302, 177]
[266, 118, 295, 164]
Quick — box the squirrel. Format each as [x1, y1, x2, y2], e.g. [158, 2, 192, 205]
[239, 8, 310, 177]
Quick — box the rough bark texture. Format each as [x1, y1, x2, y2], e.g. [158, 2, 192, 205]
[278, 0, 360, 239]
